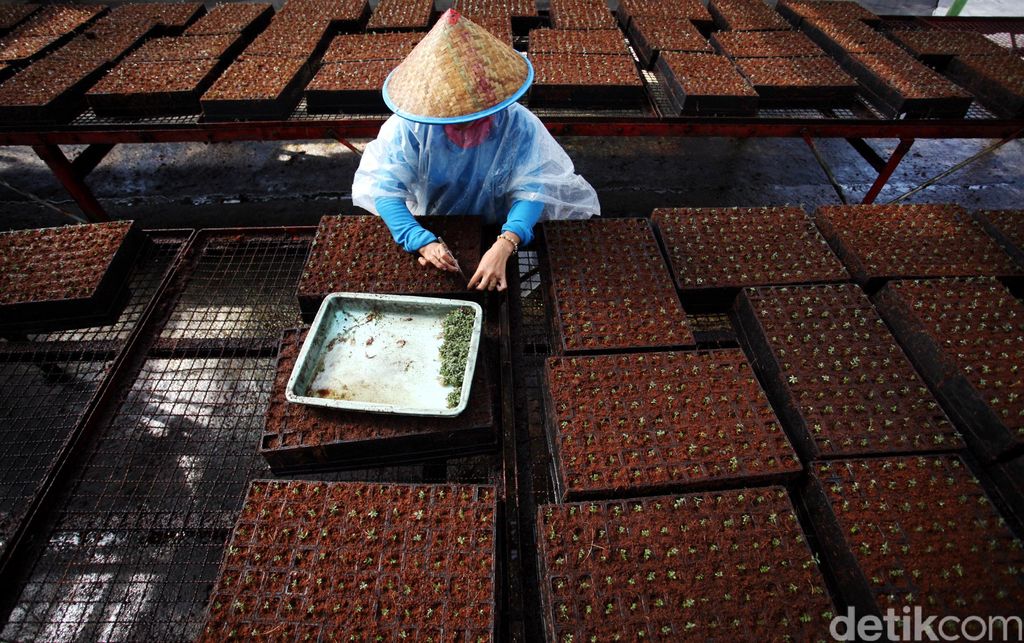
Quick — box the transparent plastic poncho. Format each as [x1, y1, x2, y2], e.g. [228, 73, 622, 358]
[352, 103, 600, 224]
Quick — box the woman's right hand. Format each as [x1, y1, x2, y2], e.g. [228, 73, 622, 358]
[417, 241, 459, 272]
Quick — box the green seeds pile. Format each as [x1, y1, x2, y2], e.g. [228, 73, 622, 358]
[439, 307, 474, 408]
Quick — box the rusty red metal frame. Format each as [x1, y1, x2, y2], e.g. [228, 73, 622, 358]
[5, 115, 1023, 221]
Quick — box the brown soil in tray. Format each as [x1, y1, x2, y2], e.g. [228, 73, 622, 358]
[452, 0, 539, 19]
[735, 55, 858, 101]
[275, 0, 369, 25]
[200, 480, 497, 642]
[199, 54, 309, 116]
[321, 32, 422, 63]
[0, 48, 105, 122]
[657, 51, 759, 114]
[617, 0, 713, 26]
[847, 51, 973, 116]
[305, 60, 396, 112]
[542, 218, 695, 353]
[529, 52, 646, 108]
[261, 328, 494, 471]
[366, 0, 433, 30]
[546, 349, 801, 499]
[708, 0, 790, 32]
[712, 29, 824, 58]
[136, 2, 206, 29]
[0, 34, 58, 62]
[549, 0, 617, 30]
[814, 203, 1021, 283]
[87, 58, 222, 117]
[803, 18, 907, 56]
[887, 28, 1007, 59]
[872, 278, 1024, 461]
[242, 21, 328, 58]
[184, 3, 275, 36]
[734, 284, 962, 460]
[653, 206, 849, 291]
[296, 215, 481, 319]
[974, 209, 1024, 269]
[476, 18, 513, 46]
[805, 456, 1024, 624]
[531, 53, 642, 86]
[946, 52, 1024, 118]
[528, 28, 629, 56]
[15, 4, 105, 37]
[0, 4, 39, 32]
[630, 17, 713, 65]
[0, 220, 144, 331]
[536, 487, 836, 641]
[776, 0, 879, 25]
[124, 33, 240, 62]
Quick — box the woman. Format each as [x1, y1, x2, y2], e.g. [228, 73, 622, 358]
[352, 9, 599, 291]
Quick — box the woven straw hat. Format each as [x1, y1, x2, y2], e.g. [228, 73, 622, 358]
[382, 9, 533, 124]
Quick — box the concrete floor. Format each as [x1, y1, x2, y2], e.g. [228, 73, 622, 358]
[1, 135, 1021, 232]
[0, 0, 1020, 231]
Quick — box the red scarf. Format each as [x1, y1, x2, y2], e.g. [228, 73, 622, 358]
[444, 116, 493, 149]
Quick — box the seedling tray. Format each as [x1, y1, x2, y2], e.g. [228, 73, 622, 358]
[0, 52, 109, 124]
[886, 29, 1006, 65]
[304, 60, 394, 114]
[775, 0, 879, 27]
[287, 293, 482, 417]
[710, 29, 824, 58]
[262, 328, 495, 473]
[366, 0, 434, 30]
[656, 52, 759, 116]
[200, 55, 314, 121]
[548, 0, 617, 30]
[627, 18, 713, 68]
[733, 284, 962, 460]
[528, 53, 647, 110]
[615, 0, 714, 32]
[0, 221, 148, 333]
[734, 55, 859, 105]
[814, 203, 1022, 287]
[800, 456, 1024, 625]
[945, 52, 1024, 119]
[844, 51, 973, 118]
[536, 487, 837, 641]
[87, 58, 224, 118]
[296, 215, 482, 323]
[973, 209, 1024, 270]
[200, 480, 498, 642]
[707, 0, 790, 32]
[541, 218, 695, 354]
[183, 2, 275, 37]
[544, 349, 801, 500]
[873, 278, 1024, 462]
[652, 206, 849, 304]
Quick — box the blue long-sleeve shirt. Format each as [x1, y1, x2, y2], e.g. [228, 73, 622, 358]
[376, 196, 544, 252]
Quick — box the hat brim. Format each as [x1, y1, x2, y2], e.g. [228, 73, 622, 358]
[382, 54, 534, 125]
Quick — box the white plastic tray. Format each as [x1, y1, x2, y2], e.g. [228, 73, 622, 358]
[285, 292, 483, 416]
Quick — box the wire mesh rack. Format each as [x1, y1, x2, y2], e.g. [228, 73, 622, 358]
[0, 227, 510, 641]
[0, 234, 186, 570]
[1, 230, 312, 642]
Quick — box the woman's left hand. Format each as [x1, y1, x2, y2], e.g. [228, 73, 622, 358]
[468, 240, 515, 291]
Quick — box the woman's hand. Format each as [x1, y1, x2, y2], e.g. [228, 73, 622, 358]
[417, 241, 459, 272]
[469, 236, 517, 291]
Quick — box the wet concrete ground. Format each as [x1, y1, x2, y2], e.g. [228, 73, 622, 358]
[0, 134, 1021, 232]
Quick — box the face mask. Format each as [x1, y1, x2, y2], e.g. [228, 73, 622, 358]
[444, 116, 493, 149]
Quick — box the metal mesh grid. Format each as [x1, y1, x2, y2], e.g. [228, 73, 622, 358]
[0, 237, 184, 562]
[1, 232, 311, 642]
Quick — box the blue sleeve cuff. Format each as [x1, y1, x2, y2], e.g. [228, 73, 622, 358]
[375, 197, 437, 253]
[502, 199, 544, 247]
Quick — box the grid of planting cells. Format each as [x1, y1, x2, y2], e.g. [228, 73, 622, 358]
[734, 284, 962, 459]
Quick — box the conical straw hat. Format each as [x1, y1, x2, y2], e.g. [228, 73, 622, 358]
[382, 9, 533, 124]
